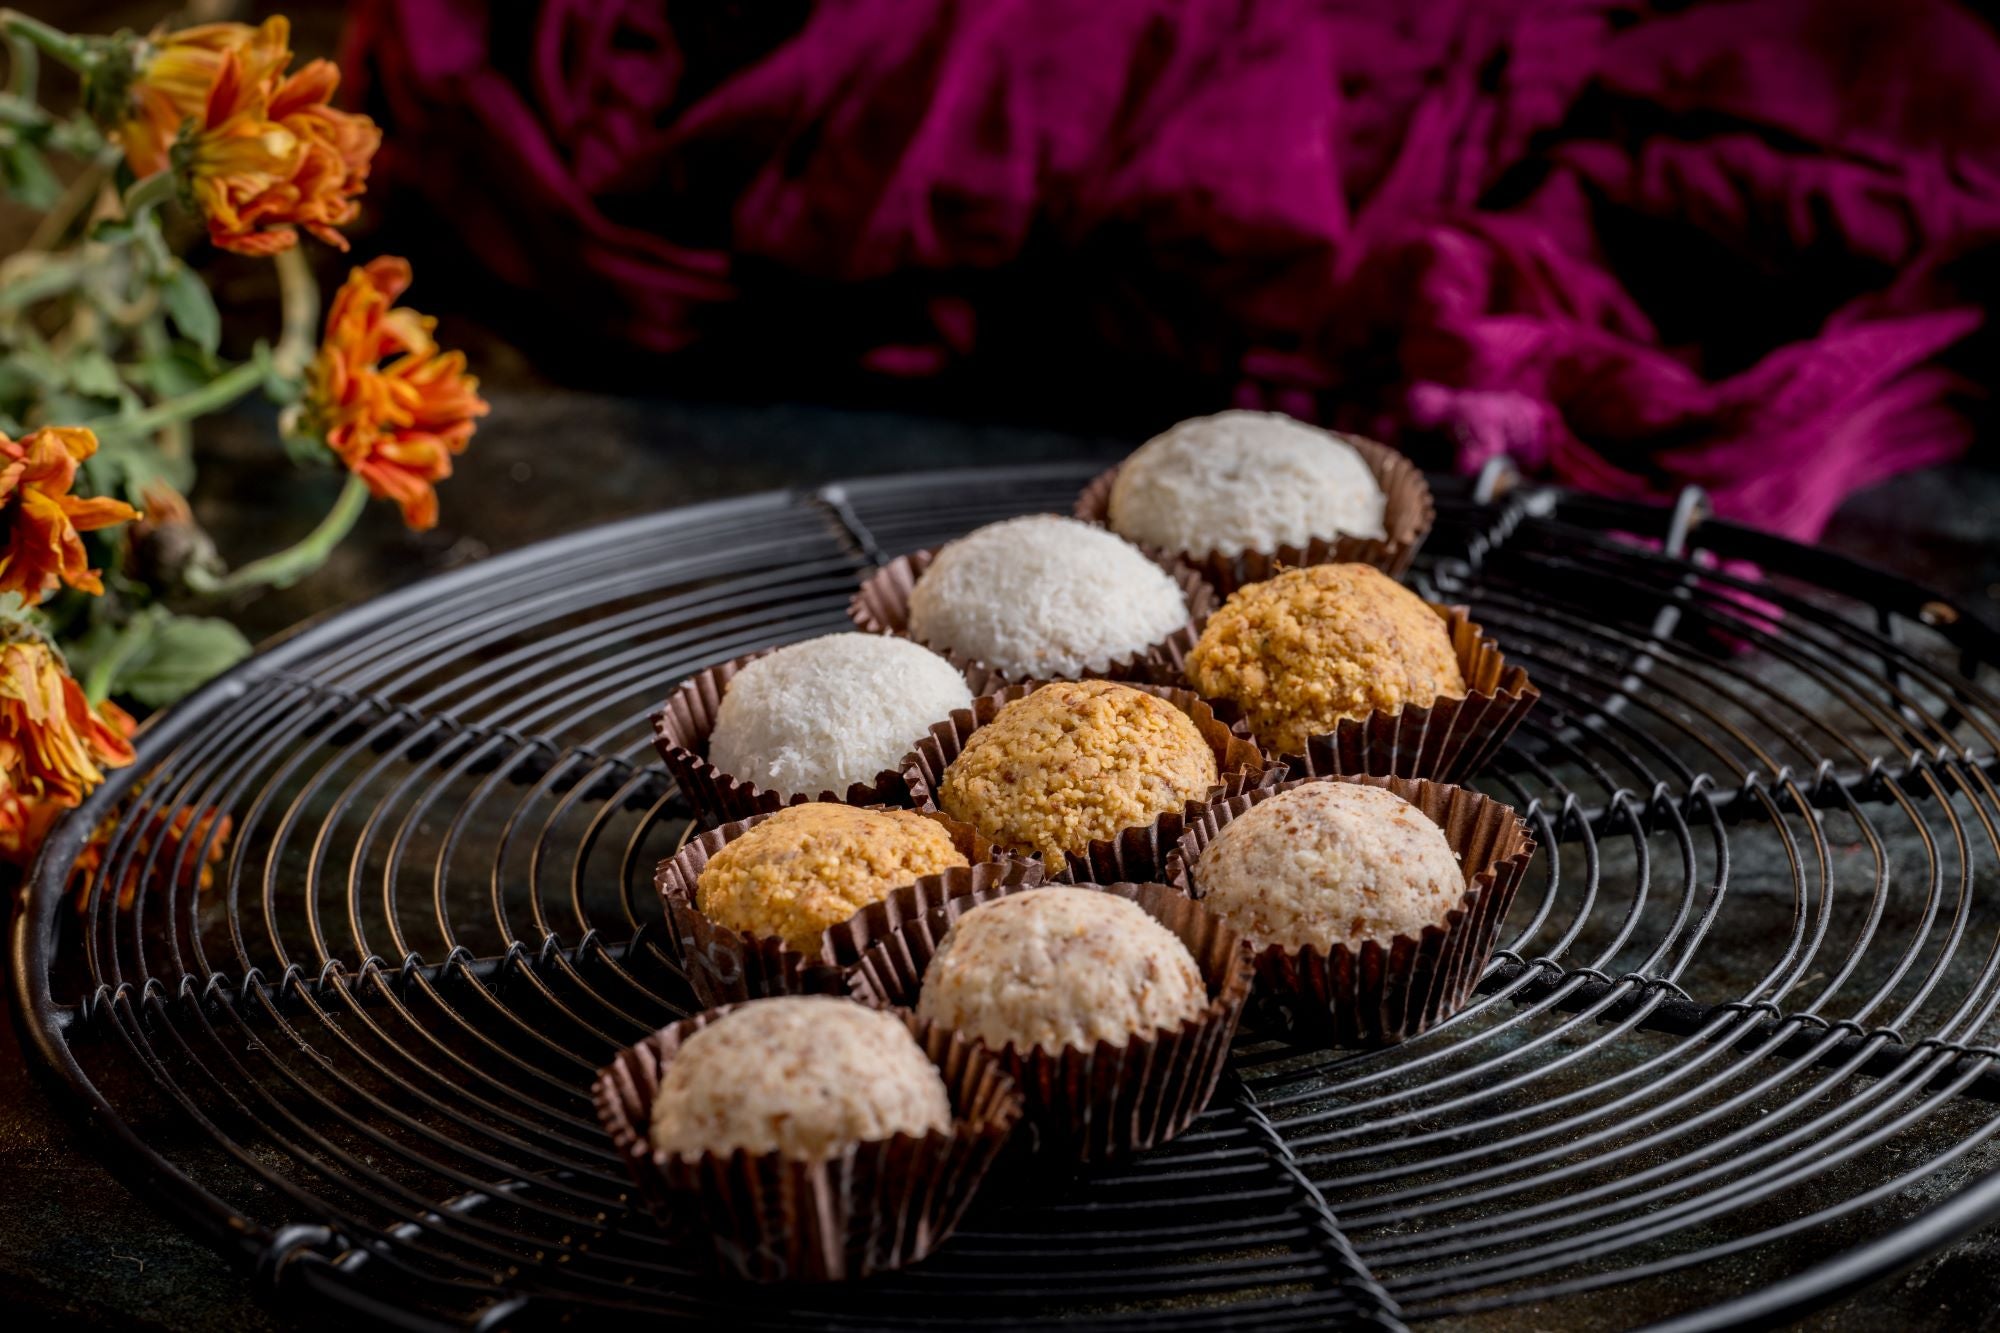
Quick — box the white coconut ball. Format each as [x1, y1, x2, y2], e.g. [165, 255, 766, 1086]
[707, 633, 973, 798]
[1193, 782, 1464, 952]
[906, 515, 1189, 678]
[1108, 410, 1388, 556]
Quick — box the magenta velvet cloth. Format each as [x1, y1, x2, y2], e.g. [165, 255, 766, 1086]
[345, 0, 2000, 537]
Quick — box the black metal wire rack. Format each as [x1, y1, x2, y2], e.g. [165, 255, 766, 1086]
[15, 461, 2000, 1331]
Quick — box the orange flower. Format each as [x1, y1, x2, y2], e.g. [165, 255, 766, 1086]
[70, 807, 233, 912]
[120, 16, 379, 255]
[304, 258, 489, 529]
[0, 785, 66, 867]
[0, 427, 141, 605]
[265, 58, 381, 250]
[119, 18, 292, 178]
[0, 642, 135, 811]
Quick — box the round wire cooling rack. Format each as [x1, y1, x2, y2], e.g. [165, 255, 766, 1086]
[15, 461, 2000, 1332]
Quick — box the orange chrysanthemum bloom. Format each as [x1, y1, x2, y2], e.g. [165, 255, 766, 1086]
[0, 427, 141, 605]
[120, 16, 379, 255]
[304, 258, 489, 530]
[119, 18, 292, 178]
[70, 807, 234, 912]
[0, 785, 66, 867]
[264, 57, 382, 250]
[0, 642, 135, 814]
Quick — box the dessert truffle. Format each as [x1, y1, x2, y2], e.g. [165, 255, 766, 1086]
[707, 633, 973, 799]
[938, 680, 1219, 861]
[1193, 783, 1464, 951]
[1186, 563, 1464, 755]
[649, 996, 953, 1160]
[696, 803, 968, 952]
[1108, 410, 1387, 556]
[916, 888, 1206, 1054]
[906, 515, 1189, 678]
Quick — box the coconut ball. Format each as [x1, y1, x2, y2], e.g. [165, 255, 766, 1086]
[916, 888, 1207, 1054]
[650, 997, 953, 1160]
[696, 803, 968, 952]
[938, 680, 1219, 861]
[906, 515, 1189, 678]
[1108, 410, 1388, 556]
[707, 633, 973, 799]
[1186, 564, 1464, 755]
[1194, 783, 1464, 951]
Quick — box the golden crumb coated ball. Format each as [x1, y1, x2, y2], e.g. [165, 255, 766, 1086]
[1194, 782, 1464, 951]
[696, 803, 967, 951]
[650, 997, 952, 1160]
[1185, 564, 1464, 755]
[916, 888, 1207, 1054]
[938, 681, 1219, 861]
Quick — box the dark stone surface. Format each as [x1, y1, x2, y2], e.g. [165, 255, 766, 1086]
[4, 388, 1997, 1331]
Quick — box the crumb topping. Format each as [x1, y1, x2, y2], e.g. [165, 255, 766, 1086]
[649, 997, 952, 1160]
[938, 680, 1219, 860]
[1185, 563, 1464, 754]
[696, 803, 967, 952]
[1194, 782, 1465, 950]
[916, 888, 1206, 1053]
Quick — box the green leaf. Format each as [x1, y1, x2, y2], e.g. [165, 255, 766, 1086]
[109, 613, 252, 708]
[134, 346, 211, 399]
[64, 347, 123, 399]
[160, 265, 221, 355]
[1, 141, 59, 208]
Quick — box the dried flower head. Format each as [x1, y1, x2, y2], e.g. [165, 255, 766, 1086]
[304, 257, 489, 529]
[0, 641, 135, 812]
[0, 427, 141, 606]
[120, 16, 379, 254]
[118, 18, 292, 177]
[69, 806, 234, 911]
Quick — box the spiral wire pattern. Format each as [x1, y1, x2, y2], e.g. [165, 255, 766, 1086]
[16, 464, 2000, 1330]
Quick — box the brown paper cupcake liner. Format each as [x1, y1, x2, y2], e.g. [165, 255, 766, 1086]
[651, 645, 966, 828]
[1074, 433, 1435, 593]
[1206, 603, 1539, 786]
[655, 809, 1040, 1008]
[593, 1006, 1023, 1281]
[847, 545, 1219, 693]
[1165, 775, 1537, 1047]
[844, 881, 1251, 1161]
[902, 682, 1283, 884]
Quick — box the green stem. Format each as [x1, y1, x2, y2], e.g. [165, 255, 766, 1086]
[0, 91, 45, 128]
[0, 12, 89, 73]
[81, 609, 156, 704]
[90, 351, 267, 440]
[271, 246, 319, 379]
[121, 169, 175, 220]
[0, 250, 86, 310]
[26, 145, 115, 252]
[186, 473, 369, 595]
[4, 24, 34, 102]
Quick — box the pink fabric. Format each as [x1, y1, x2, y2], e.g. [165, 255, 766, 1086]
[346, 0, 2000, 537]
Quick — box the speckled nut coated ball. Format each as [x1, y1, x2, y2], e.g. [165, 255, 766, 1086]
[906, 515, 1189, 678]
[707, 633, 974, 799]
[1185, 564, 1464, 756]
[916, 887, 1207, 1054]
[695, 803, 968, 952]
[649, 997, 953, 1160]
[1194, 783, 1464, 951]
[1108, 410, 1387, 556]
[938, 680, 1219, 861]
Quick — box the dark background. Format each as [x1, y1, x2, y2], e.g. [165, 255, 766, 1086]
[2, 1, 1998, 1329]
